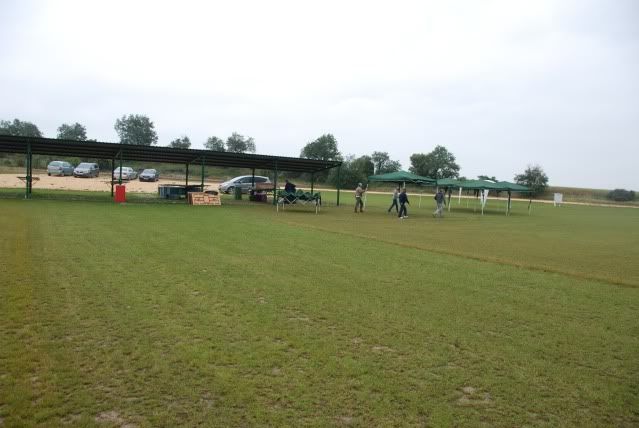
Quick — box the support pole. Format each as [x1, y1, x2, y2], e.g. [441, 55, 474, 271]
[251, 168, 255, 187]
[200, 156, 205, 190]
[447, 189, 452, 212]
[272, 162, 278, 205]
[25, 142, 32, 198]
[118, 150, 123, 185]
[528, 196, 532, 215]
[111, 158, 115, 197]
[336, 164, 341, 206]
[507, 191, 511, 216]
[185, 163, 189, 187]
[310, 173, 314, 194]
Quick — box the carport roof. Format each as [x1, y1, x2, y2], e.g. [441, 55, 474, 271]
[0, 135, 341, 173]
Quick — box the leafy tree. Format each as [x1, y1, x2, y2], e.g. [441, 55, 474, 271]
[371, 151, 401, 174]
[478, 175, 497, 182]
[205, 136, 225, 151]
[329, 155, 373, 188]
[0, 119, 43, 137]
[300, 134, 342, 161]
[114, 114, 158, 146]
[226, 132, 256, 153]
[607, 189, 635, 202]
[514, 165, 549, 195]
[409, 145, 460, 179]
[169, 136, 191, 149]
[57, 122, 87, 141]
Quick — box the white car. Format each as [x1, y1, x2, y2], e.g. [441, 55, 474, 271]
[219, 175, 270, 194]
[112, 167, 138, 181]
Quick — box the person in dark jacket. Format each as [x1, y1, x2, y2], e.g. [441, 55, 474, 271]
[398, 188, 409, 219]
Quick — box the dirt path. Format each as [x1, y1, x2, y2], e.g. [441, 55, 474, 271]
[0, 173, 221, 193]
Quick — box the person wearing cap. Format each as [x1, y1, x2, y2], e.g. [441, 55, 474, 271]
[354, 183, 365, 213]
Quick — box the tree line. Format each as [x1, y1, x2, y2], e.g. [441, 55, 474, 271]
[1, 116, 551, 195]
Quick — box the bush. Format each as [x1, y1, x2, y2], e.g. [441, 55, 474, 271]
[607, 189, 635, 202]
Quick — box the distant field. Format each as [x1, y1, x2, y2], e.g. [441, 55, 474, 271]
[1, 193, 638, 426]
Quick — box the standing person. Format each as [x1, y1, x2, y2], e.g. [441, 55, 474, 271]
[433, 188, 446, 217]
[354, 182, 365, 213]
[284, 179, 296, 193]
[388, 187, 400, 213]
[398, 188, 409, 219]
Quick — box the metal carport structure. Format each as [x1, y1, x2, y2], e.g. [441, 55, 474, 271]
[0, 135, 343, 204]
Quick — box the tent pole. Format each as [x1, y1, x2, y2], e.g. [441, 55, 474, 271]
[507, 191, 511, 216]
[185, 163, 189, 186]
[528, 196, 532, 215]
[447, 189, 451, 212]
[310, 173, 314, 194]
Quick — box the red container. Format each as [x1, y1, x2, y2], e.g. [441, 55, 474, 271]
[114, 185, 126, 203]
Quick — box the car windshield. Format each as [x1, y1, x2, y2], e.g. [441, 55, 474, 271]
[50, 161, 62, 166]
[142, 169, 155, 174]
[78, 163, 93, 168]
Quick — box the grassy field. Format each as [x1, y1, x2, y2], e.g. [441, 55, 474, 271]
[1, 193, 638, 427]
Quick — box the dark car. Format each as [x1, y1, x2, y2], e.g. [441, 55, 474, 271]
[139, 169, 160, 182]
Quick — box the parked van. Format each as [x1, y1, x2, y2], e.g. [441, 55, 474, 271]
[218, 175, 270, 194]
[47, 161, 74, 176]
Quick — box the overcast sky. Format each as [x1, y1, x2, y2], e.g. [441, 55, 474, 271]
[1, 0, 637, 188]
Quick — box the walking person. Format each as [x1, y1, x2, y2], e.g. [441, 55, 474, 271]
[398, 188, 409, 219]
[433, 188, 446, 217]
[354, 182, 366, 213]
[388, 187, 400, 213]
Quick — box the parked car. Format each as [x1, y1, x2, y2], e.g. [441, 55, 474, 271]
[139, 169, 160, 182]
[47, 161, 74, 176]
[219, 175, 270, 194]
[73, 162, 100, 178]
[112, 167, 138, 181]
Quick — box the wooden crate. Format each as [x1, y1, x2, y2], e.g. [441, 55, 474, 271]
[187, 192, 221, 206]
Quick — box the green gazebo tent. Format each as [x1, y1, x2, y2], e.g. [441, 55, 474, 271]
[368, 171, 436, 208]
[368, 170, 436, 186]
[435, 178, 531, 215]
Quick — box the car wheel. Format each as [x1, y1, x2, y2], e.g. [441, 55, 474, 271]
[227, 186, 234, 194]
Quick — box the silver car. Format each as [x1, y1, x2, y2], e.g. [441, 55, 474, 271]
[73, 162, 100, 178]
[112, 167, 138, 181]
[219, 175, 270, 194]
[47, 161, 74, 176]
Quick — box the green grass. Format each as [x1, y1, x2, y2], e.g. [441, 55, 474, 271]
[1, 195, 638, 427]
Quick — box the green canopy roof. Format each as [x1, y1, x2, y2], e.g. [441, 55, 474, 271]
[436, 178, 530, 192]
[368, 170, 435, 185]
[495, 181, 531, 192]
